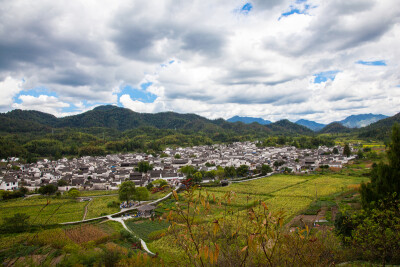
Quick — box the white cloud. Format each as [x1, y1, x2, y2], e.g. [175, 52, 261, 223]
[0, 77, 23, 110]
[12, 95, 70, 117]
[0, 0, 399, 122]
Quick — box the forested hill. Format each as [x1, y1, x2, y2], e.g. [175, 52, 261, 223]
[358, 112, 400, 140]
[1, 105, 313, 136]
[319, 122, 351, 134]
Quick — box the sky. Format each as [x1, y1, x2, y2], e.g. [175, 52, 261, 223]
[0, 0, 399, 124]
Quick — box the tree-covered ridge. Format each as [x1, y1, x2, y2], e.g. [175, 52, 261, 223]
[358, 112, 400, 140]
[1, 105, 314, 137]
[319, 122, 351, 134]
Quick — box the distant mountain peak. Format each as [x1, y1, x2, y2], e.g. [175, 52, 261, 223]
[227, 116, 271, 125]
[295, 119, 326, 131]
[339, 113, 388, 128]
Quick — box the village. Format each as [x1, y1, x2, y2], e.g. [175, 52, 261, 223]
[0, 142, 357, 192]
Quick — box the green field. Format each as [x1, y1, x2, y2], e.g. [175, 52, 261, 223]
[148, 173, 369, 260]
[85, 195, 120, 219]
[0, 196, 87, 224]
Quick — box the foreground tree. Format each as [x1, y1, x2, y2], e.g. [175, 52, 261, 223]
[119, 181, 136, 202]
[133, 187, 150, 204]
[360, 124, 400, 206]
[166, 185, 341, 266]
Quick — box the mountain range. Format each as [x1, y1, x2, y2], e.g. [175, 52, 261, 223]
[0, 106, 398, 140]
[228, 113, 388, 131]
[0, 105, 312, 137]
[227, 116, 271, 125]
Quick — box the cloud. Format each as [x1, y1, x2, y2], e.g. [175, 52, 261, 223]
[0, 0, 399, 123]
[0, 77, 23, 111]
[12, 95, 70, 116]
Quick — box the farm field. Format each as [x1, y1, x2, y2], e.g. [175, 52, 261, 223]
[78, 190, 118, 197]
[148, 173, 370, 260]
[0, 196, 87, 224]
[85, 195, 120, 219]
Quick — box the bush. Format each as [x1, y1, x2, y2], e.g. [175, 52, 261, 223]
[148, 229, 167, 241]
[1, 213, 30, 233]
[107, 201, 120, 208]
[120, 229, 141, 246]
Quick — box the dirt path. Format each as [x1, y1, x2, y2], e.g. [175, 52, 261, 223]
[82, 198, 92, 220]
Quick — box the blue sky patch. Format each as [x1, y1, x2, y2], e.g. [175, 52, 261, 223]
[241, 3, 253, 13]
[356, 60, 386, 66]
[118, 83, 157, 103]
[313, 70, 340, 83]
[279, 1, 314, 20]
[13, 86, 58, 104]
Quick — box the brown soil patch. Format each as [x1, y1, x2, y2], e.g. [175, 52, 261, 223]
[65, 224, 108, 244]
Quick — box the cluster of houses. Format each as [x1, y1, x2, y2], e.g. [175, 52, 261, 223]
[0, 142, 357, 192]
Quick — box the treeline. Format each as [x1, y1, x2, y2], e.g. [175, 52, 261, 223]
[256, 135, 335, 148]
[0, 125, 338, 161]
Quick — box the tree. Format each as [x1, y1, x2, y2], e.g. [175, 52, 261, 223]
[68, 188, 81, 199]
[153, 179, 168, 188]
[57, 180, 68, 186]
[343, 144, 351, 157]
[224, 166, 236, 178]
[133, 187, 149, 204]
[236, 165, 249, 177]
[174, 153, 181, 159]
[332, 147, 339, 154]
[137, 161, 153, 173]
[179, 165, 197, 178]
[337, 198, 400, 265]
[119, 181, 136, 202]
[205, 170, 216, 179]
[192, 172, 203, 183]
[146, 182, 154, 191]
[357, 149, 364, 159]
[261, 164, 273, 175]
[215, 167, 225, 179]
[360, 124, 400, 207]
[38, 184, 58, 196]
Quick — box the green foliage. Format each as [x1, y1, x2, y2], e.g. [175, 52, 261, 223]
[224, 166, 236, 178]
[192, 172, 203, 183]
[38, 184, 58, 196]
[1, 213, 30, 233]
[165, 185, 341, 266]
[107, 200, 120, 208]
[153, 179, 168, 188]
[360, 124, 400, 207]
[137, 161, 153, 173]
[58, 180, 68, 186]
[146, 182, 154, 190]
[336, 198, 400, 265]
[133, 187, 150, 203]
[343, 143, 351, 157]
[174, 153, 181, 159]
[0, 189, 25, 200]
[179, 165, 197, 177]
[261, 164, 273, 175]
[67, 188, 81, 199]
[236, 164, 249, 177]
[119, 181, 136, 202]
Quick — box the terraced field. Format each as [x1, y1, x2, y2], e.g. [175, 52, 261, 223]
[0, 196, 87, 224]
[148, 173, 369, 260]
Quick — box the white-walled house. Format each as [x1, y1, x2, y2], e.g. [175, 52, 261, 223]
[0, 176, 18, 191]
